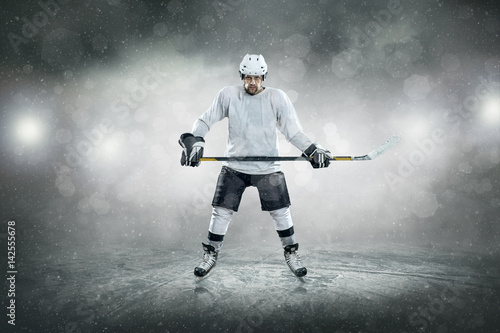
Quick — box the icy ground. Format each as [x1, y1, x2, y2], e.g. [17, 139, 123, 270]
[10, 242, 500, 332]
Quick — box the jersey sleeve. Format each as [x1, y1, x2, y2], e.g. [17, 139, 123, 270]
[274, 90, 313, 151]
[191, 87, 229, 137]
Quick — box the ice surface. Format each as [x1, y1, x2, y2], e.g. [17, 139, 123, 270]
[10, 241, 499, 332]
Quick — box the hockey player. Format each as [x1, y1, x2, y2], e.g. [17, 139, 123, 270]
[179, 54, 333, 278]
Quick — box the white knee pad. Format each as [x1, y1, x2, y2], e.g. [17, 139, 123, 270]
[269, 207, 293, 231]
[209, 206, 234, 235]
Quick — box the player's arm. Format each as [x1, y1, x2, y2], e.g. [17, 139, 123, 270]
[179, 88, 228, 167]
[275, 90, 333, 169]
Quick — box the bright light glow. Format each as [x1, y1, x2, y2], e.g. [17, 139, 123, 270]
[16, 117, 44, 144]
[410, 121, 428, 138]
[482, 97, 500, 124]
[101, 138, 122, 163]
[103, 139, 118, 154]
[101, 132, 127, 161]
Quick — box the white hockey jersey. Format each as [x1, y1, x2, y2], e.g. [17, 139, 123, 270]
[192, 85, 313, 175]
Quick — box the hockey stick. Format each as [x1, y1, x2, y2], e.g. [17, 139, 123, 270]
[200, 135, 401, 162]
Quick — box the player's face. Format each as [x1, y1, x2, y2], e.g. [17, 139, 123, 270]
[243, 75, 263, 95]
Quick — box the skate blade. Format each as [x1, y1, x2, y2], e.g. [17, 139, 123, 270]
[288, 267, 306, 282]
[195, 272, 211, 283]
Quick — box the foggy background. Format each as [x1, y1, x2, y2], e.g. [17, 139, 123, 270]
[0, 0, 499, 255]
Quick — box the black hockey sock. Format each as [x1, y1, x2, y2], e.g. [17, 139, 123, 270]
[276, 227, 296, 248]
[208, 231, 224, 251]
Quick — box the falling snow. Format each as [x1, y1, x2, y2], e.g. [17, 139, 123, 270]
[0, 0, 499, 332]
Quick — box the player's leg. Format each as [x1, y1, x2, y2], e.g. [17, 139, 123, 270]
[207, 206, 234, 251]
[269, 206, 307, 277]
[255, 172, 307, 277]
[194, 167, 247, 277]
[269, 207, 295, 247]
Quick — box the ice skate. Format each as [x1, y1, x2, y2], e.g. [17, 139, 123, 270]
[284, 243, 307, 279]
[194, 243, 218, 278]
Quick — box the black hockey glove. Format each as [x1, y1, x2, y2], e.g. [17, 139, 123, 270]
[179, 133, 205, 167]
[302, 143, 333, 168]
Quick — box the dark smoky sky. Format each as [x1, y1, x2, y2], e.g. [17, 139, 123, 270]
[0, 0, 499, 253]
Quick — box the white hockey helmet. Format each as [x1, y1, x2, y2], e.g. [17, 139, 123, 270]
[239, 54, 268, 80]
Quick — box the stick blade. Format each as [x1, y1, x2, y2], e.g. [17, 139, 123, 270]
[366, 135, 401, 160]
